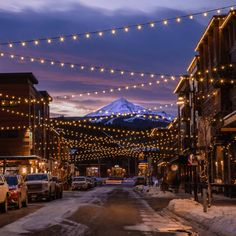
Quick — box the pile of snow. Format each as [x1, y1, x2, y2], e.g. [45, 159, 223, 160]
[134, 185, 175, 198]
[168, 199, 236, 236]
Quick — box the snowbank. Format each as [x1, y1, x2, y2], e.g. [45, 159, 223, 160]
[168, 199, 236, 236]
[134, 185, 175, 198]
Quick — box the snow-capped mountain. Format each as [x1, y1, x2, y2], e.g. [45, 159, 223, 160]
[86, 98, 174, 129]
[86, 98, 146, 117]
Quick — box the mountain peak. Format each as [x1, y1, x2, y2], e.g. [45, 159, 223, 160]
[86, 98, 145, 117]
[86, 98, 174, 122]
[115, 97, 128, 103]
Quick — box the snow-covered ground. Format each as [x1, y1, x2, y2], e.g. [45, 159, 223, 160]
[0, 187, 114, 236]
[168, 199, 236, 236]
[134, 185, 175, 198]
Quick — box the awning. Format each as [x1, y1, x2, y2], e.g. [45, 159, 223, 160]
[222, 111, 236, 131]
[0, 155, 41, 161]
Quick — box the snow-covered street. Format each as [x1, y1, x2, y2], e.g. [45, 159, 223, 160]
[0, 184, 202, 236]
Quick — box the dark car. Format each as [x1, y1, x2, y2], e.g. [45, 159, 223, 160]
[52, 176, 63, 199]
[86, 177, 95, 188]
[134, 176, 147, 186]
[94, 177, 103, 186]
[5, 175, 28, 209]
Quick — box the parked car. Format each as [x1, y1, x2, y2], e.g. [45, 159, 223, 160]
[72, 176, 89, 190]
[51, 176, 63, 199]
[105, 177, 124, 185]
[86, 177, 96, 188]
[94, 177, 103, 186]
[5, 174, 28, 209]
[25, 173, 56, 201]
[134, 176, 147, 186]
[0, 175, 9, 213]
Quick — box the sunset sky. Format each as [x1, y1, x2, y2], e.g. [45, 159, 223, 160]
[0, 0, 235, 116]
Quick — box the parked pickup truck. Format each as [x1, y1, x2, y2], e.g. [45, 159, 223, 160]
[0, 175, 10, 213]
[25, 173, 56, 201]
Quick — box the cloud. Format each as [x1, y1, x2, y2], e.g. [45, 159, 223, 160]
[0, 0, 234, 13]
[0, 1, 230, 117]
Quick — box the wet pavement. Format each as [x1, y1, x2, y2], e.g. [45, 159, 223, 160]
[0, 185, 200, 236]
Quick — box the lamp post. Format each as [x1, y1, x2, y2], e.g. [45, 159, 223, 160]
[177, 96, 184, 155]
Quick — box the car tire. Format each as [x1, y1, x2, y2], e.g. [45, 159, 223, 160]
[47, 190, 52, 201]
[22, 195, 28, 207]
[0, 197, 8, 213]
[16, 195, 22, 209]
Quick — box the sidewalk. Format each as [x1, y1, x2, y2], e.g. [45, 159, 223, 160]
[135, 185, 236, 236]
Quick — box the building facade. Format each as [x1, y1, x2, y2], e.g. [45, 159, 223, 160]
[173, 11, 236, 197]
[0, 73, 68, 177]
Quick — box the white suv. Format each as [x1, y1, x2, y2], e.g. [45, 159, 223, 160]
[72, 176, 89, 190]
[0, 175, 9, 213]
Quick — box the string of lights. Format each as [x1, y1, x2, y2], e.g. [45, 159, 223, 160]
[52, 119, 151, 136]
[1, 5, 235, 48]
[55, 77, 177, 99]
[194, 63, 235, 76]
[0, 92, 52, 104]
[0, 51, 180, 79]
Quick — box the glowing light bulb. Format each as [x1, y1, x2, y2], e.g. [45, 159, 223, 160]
[111, 29, 116, 34]
[34, 40, 39, 45]
[47, 39, 52, 43]
[86, 33, 90, 38]
[21, 42, 26, 46]
[124, 27, 129, 32]
[189, 15, 193, 20]
[150, 23, 155, 27]
[137, 25, 142, 30]
[9, 43, 13, 48]
[98, 32, 103, 36]
[176, 18, 181, 22]
[163, 20, 168, 25]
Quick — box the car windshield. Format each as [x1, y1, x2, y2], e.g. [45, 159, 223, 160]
[73, 177, 85, 181]
[25, 174, 48, 181]
[5, 176, 18, 186]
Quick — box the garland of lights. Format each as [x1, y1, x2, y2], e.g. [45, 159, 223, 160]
[55, 78, 177, 99]
[0, 51, 180, 79]
[1, 5, 235, 48]
[0, 93, 52, 104]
